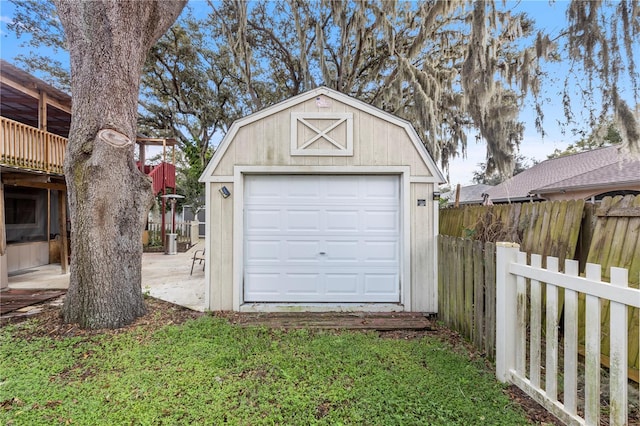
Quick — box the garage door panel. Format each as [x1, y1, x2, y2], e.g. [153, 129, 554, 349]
[246, 179, 282, 198]
[286, 273, 322, 295]
[324, 240, 359, 262]
[286, 240, 321, 261]
[286, 210, 321, 231]
[364, 274, 399, 295]
[325, 178, 359, 199]
[246, 240, 281, 262]
[325, 210, 359, 231]
[362, 241, 398, 262]
[244, 175, 400, 303]
[364, 176, 398, 198]
[246, 209, 281, 231]
[325, 273, 359, 294]
[246, 273, 282, 295]
[364, 210, 398, 232]
[285, 179, 321, 199]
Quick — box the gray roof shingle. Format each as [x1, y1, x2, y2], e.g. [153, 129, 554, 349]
[442, 183, 493, 205]
[485, 145, 633, 202]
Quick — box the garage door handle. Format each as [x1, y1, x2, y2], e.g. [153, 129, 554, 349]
[319, 252, 326, 255]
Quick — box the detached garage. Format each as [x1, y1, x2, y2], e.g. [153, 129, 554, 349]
[199, 87, 445, 312]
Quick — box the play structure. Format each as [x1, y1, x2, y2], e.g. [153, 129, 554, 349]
[136, 137, 178, 246]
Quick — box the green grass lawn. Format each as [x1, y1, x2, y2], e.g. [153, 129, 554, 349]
[0, 315, 531, 425]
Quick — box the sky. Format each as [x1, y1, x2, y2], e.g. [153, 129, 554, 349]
[0, 1, 630, 186]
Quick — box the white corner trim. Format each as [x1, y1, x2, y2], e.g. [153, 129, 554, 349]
[232, 169, 244, 311]
[204, 182, 212, 310]
[401, 171, 411, 311]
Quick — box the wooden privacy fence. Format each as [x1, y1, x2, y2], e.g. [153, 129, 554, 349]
[438, 199, 586, 361]
[438, 237, 496, 359]
[496, 243, 639, 426]
[438, 195, 640, 378]
[440, 199, 585, 266]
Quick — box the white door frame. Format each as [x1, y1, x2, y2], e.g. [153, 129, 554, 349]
[232, 165, 411, 311]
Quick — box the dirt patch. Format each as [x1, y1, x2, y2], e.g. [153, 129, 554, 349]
[1, 298, 562, 424]
[0, 296, 204, 339]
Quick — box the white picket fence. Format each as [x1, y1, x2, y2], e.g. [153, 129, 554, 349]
[495, 242, 639, 426]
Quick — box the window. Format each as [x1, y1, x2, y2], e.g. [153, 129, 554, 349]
[6, 197, 37, 225]
[4, 187, 47, 243]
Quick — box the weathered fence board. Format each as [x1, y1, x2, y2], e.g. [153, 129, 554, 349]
[438, 236, 497, 359]
[147, 221, 193, 246]
[584, 194, 640, 378]
[472, 240, 484, 350]
[440, 199, 585, 266]
[439, 196, 640, 381]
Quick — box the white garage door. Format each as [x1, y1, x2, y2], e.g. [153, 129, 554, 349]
[244, 175, 400, 303]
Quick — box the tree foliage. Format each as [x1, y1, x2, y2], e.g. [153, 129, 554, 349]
[138, 16, 243, 168]
[6, 0, 640, 176]
[547, 120, 622, 159]
[472, 154, 535, 186]
[208, 0, 543, 175]
[8, 0, 69, 90]
[565, 1, 639, 155]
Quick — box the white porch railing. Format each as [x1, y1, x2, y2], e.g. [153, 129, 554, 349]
[496, 242, 639, 426]
[147, 221, 193, 246]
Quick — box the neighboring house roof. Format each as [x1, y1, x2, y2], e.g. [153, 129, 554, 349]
[442, 184, 493, 205]
[485, 145, 635, 202]
[534, 157, 640, 194]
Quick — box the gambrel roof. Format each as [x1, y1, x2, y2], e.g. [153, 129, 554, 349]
[200, 86, 446, 182]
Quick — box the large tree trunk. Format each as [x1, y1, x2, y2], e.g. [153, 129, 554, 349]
[54, 0, 186, 329]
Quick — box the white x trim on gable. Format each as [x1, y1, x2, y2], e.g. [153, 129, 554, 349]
[290, 112, 353, 156]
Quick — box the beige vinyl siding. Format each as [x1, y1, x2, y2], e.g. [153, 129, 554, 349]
[213, 100, 431, 177]
[410, 182, 437, 312]
[6, 241, 49, 272]
[208, 182, 234, 310]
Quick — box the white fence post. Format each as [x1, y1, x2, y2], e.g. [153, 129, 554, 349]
[584, 262, 602, 425]
[495, 242, 520, 382]
[609, 267, 629, 425]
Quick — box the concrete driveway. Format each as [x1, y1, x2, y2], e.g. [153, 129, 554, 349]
[6, 243, 206, 312]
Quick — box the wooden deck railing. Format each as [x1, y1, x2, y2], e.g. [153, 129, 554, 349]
[0, 116, 67, 174]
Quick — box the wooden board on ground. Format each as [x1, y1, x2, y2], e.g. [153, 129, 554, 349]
[222, 312, 435, 330]
[0, 289, 66, 315]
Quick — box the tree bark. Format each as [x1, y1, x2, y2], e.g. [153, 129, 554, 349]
[54, 0, 186, 328]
